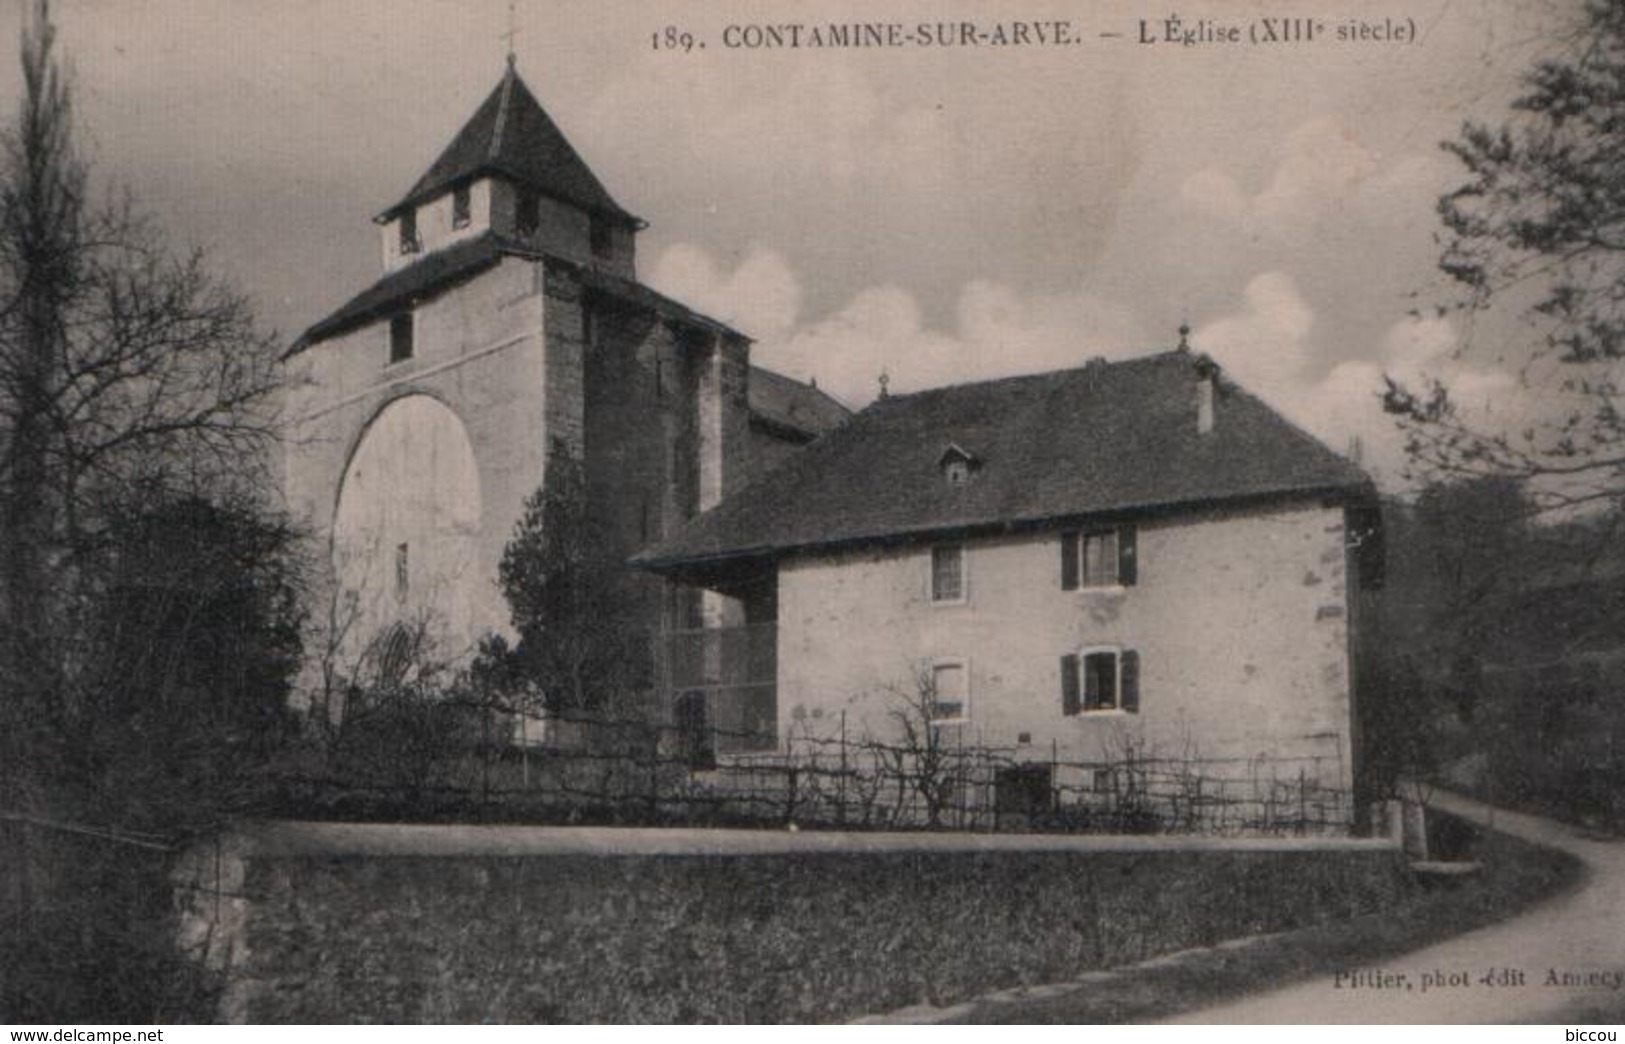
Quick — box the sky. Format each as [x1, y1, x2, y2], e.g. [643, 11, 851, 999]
[0, 0, 1578, 489]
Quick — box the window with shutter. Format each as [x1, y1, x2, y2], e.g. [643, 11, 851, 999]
[1064, 647, 1139, 714]
[1083, 650, 1118, 710]
[1064, 526, 1139, 588]
[1082, 531, 1118, 587]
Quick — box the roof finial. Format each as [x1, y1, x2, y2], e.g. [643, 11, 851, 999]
[878, 368, 890, 400]
[1177, 321, 1191, 352]
[502, 0, 521, 68]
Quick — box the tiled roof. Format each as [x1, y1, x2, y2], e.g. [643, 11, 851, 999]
[291, 234, 743, 353]
[378, 65, 637, 225]
[748, 366, 851, 441]
[636, 351, 1374, 571]
[293, 234, 508, 352]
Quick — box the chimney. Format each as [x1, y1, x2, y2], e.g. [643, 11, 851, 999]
[1194, 356, 1219, 435]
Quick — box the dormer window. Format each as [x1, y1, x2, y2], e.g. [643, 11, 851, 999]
[452, 186, 471, 229]
[590, 213, 613, 258]
[938, 443, 980, 487]
[516, 188, 540, 235]
[399, 209, 420, 255]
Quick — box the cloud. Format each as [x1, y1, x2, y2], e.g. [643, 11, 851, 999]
[1195, 271, 1316, 397]
[1179, 117, 1447, 250]
[1194, 281, 1525, 487]
[1194, 273, 1402, 481]
[648, 242, 1152, 406]
[648, 243, 802, 343]
[649, 245, 1529, 494]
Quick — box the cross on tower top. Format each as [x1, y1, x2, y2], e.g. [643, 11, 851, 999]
[501, 0, 521, 67]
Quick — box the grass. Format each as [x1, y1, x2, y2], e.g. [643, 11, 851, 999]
[933, 820, 1583, 1024]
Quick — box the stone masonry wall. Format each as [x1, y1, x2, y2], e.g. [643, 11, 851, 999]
[176, 825, 1408, 1024]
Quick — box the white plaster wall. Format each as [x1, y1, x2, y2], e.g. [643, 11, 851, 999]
[380, 179, 494, 271]
[776, 503, 1354, 791]
[284, 256, 547, 662]
[332, 395, 483, 649]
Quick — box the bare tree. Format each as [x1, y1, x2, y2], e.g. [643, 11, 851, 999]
[872, 667, 963, 828]
[0, 2, 295, 1021]
[0, 0, 284, 757]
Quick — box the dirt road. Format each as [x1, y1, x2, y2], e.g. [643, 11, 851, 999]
[1165, 789, 1623, 1024]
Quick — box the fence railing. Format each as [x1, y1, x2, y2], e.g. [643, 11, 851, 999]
[656, 624, 777, 756]
[279, 707, 1352, 837]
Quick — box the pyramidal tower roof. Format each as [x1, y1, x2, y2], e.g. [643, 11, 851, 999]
[377, 62, 639, 226]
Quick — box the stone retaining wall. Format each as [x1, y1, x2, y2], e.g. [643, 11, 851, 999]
[175, 823, 1406, 1023]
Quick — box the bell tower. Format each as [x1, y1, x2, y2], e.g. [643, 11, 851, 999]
[283, 57, 846, 696]
[372, 60, 643, 280]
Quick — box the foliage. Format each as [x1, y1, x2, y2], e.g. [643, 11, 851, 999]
[320, 617, 502, 806]
[1361, 477, 1534, 792]
[1385, 1, 1625, 513]
[480, 447, 649, 713]
[0, 2, 298, 1022]
[76, 492, 305, 830]
[0, 0, 287, 780]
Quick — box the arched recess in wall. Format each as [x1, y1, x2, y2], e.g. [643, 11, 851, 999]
[332, 394, 483, 659]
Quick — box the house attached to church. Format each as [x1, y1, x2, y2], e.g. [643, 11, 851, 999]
[281, 62, 846, 669]
[636, 351, 1383, 803]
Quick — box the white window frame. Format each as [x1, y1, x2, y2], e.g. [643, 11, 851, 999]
[929, 544, 967, 606]
[1080, 529, 1121, 589]
[1078, 645, 1124, 715]
[925, 657, 971, 725]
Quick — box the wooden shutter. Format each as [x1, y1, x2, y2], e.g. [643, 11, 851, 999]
[1060, 654, 1081, 715]
[1121, 649, 1140, 713]
[1118, 525, 1138, 586]
[1061, 530, 1080, 590]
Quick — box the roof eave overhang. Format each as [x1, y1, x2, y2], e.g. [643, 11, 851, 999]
[747, 411, 818, 444]
[288, 240, 746, 359]
[636, 481, 1377, 588]
[372, 168, 645, 229]
[285, 250, 508, 359]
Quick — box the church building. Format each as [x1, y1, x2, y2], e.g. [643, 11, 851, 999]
[282, 58, 1378, 826]
[281, 60, 847, 673]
